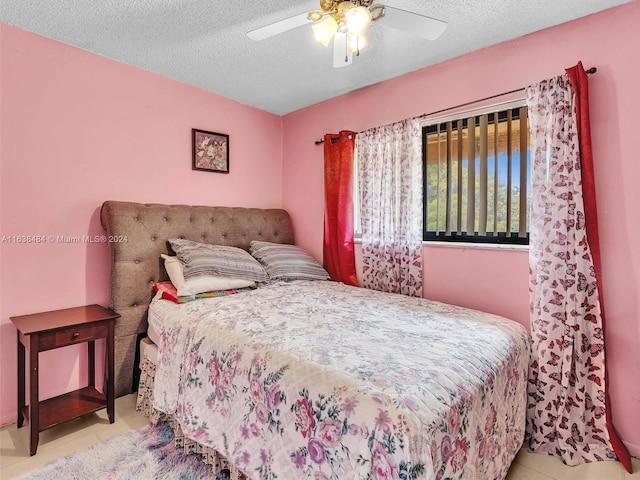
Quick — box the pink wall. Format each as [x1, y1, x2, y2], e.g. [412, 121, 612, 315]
[0, 24, 283, 425]
[282, 2, 640, 457]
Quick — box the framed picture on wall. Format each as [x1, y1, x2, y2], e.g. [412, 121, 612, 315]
[192, 128, 230, 173]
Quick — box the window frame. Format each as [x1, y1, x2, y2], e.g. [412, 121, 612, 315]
[421, 99, 530, 246]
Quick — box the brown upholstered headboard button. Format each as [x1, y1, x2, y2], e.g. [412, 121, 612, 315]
[100, 200, 294, 397]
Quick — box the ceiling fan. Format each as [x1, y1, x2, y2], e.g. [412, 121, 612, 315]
[247, 0, 447, 68]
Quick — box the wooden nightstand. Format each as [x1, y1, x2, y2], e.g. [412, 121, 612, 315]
[10, 304, 120, 456]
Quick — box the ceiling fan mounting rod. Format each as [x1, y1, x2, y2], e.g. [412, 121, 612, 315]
[308, 0, 385, 23]
[320, 0, 375, 11]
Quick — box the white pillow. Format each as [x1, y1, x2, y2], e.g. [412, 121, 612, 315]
[162, 254, 187, 292]
[161, 254, 254, 296]
[183, 276, 255, 297]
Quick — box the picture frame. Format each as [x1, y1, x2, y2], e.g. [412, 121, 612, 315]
[192, 128, 229, 173]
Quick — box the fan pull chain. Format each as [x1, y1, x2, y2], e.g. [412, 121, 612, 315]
[345, 36, 349, 63]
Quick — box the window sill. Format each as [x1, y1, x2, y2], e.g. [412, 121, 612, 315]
[354, 238, 528, 252]
[422, 241, 529, 251]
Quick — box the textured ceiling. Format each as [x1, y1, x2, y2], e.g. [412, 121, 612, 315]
[1, 0, 632, 115]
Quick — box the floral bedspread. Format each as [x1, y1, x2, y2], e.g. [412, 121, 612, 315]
[151, 281, 530, 480]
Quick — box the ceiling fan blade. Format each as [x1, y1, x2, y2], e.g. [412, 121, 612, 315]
[333, 31, 353, 68]
[382, 6, 447, 41]
[247, 12, 312, 41]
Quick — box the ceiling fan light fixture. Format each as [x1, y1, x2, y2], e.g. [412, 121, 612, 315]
[312, 16, 339, 46]
[345, 5, 372, 35]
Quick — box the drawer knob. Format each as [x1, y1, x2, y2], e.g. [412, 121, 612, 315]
[71, 332, 80, 339]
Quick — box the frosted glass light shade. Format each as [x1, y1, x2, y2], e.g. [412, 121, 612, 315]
[345, 6, 372, 35]
[312, 16, 338, 47]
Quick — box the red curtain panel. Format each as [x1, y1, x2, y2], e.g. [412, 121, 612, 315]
[323, 130, 359, 286]
[566, 61, 632, 474]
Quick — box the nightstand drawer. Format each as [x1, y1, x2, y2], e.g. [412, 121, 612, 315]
[39, 323, 108, 351]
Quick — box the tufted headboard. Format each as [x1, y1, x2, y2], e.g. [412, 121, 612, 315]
[100, 200, 294, 397]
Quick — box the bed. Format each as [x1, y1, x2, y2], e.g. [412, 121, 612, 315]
[101, 200, 531, 480]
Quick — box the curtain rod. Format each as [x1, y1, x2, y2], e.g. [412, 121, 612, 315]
[314, 67, 597, 145]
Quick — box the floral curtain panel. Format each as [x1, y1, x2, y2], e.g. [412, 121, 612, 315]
[356, 118, 423, 297]
[525, 64, 631, 472]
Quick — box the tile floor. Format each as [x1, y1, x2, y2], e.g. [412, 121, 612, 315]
[0, 394, 638, 479]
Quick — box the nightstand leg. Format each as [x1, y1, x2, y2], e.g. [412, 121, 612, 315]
[106, 320, 115, 423]
[88, 340, 95, 387]
[17, 333, 25, 428]
[29, 333, 39, 456]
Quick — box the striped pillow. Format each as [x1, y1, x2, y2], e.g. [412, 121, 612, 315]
[249, 241, 329, 281]
[168, 238, 268, 283]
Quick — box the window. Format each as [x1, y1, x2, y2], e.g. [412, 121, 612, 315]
[422, 102, 530, 245]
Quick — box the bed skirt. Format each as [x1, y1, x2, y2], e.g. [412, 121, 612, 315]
[136, 358, 248, 480]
